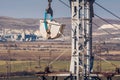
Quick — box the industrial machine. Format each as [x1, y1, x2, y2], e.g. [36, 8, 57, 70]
[40, 0, 65, 39]
[39, 0, 95, 80]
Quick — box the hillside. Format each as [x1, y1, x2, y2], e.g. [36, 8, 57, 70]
[0, 16, 120, 60]
[0, 16, 120, 42]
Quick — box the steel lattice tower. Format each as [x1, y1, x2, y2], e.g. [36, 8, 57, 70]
[70, 0, 94, 80]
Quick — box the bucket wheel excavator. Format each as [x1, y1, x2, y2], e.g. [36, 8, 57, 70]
[40, 0, 65, 39]
[39, 0, 95, 80]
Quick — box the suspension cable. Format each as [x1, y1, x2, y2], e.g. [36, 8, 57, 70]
[58, 0, 120, 70]
[49, 49, 69, 65]
[94, 54, 118, 68]
[59, 0, 70, 8]
[95, 2, 120, 21]
[93, 22, 118, 38]
[84, 46, 119, 69]
[95, 14, 120, 31]
[58, 0, 120, 40]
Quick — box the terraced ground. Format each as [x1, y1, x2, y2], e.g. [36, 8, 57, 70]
[0, 60, 70, 73]
[0, 41, 71, 60]
[1, 76, 120, 80]
[0, 60, 120, 73]
[0, 41, 120, 80]
[0, 41, 120, 60]
[0, 60, 120, 80]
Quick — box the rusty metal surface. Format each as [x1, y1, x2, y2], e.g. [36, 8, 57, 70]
[36, 71, 71, 76]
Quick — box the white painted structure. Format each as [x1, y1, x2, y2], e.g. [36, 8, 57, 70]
[39, 20, 65, 39]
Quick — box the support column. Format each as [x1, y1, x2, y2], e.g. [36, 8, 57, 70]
[70, 0, 94, 80]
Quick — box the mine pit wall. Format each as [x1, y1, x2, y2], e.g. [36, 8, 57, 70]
[0, 41, 71, 61]
[0, 41, 120, 61]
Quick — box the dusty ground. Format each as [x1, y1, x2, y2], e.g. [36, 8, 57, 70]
[0, 41, 71, 60]
[0, 41, 120, 60]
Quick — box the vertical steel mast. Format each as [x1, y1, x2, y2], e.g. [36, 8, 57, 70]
[70, 0, 94, 80]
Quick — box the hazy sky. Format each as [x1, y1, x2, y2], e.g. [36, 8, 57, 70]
[0, 0, 120, 19]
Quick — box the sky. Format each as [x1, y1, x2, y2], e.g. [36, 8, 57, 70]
[0, 0, 120, 19]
